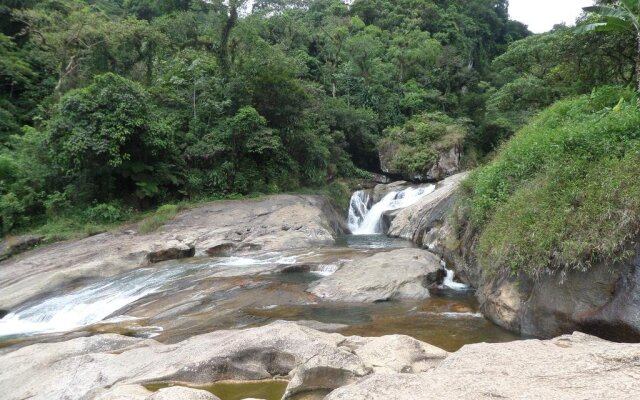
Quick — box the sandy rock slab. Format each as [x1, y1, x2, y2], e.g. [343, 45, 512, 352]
[326, 332, 640, 400]
[0, 321, 446, 400]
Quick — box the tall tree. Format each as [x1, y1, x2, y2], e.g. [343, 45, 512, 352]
[580, 0, 640, 92]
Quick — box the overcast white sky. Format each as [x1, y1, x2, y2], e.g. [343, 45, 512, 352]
[509, 0, 595, 33]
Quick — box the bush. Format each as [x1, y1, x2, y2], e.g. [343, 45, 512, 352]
[82, 203, 133, 224]
[47, 73, 182, 204]
[139, 204, 179, 234]
[380, 112, 466, 175]
[0, 193, 25, 235]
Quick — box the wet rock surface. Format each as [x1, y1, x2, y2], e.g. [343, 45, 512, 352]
[386, 172, 468, 248]
[0, 195, 347, 309]
[307, 248, 441, 303]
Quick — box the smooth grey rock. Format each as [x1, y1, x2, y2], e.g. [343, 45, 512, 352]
[147, 241, 195, 263]
[371, 181, 412, 203]
[326, 332, 640, 400]
[307, 248, 441, 302]
[0, 195, 347, 309]
[350, 335, 447, 374]
[0, 321, 436, 400]
[386, 172, 468, 249]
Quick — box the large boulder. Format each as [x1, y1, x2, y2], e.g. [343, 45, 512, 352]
[475, 254, 640, 341]
[326, 332, 640, 400]
[0, 195, 347, 310]
[0, 321, 443, 400]
[386, 172, 468, 250]
[0, 234, 44, 261]
[443, 207, 640, 340]
[307, 248, 442, 302]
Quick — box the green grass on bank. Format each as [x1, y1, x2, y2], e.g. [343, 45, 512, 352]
[460, 86, 640, 278]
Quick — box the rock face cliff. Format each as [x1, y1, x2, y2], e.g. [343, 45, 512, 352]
[458, 243, 640, 341]
[378, 173, 640, 341]
[379, 142, 462, 183]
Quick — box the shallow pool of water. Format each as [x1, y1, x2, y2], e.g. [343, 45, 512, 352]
[145, 380, 288, 400]
[335, 234, 415, 249]
[245, 287, 518, 352]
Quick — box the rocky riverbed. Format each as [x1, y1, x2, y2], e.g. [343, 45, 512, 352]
[1, 189, 639, 399]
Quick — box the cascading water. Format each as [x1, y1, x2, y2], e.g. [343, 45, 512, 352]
[441, 269, 469, 290]
[0, 252, 305, 338]
[348, 185, 436, 235]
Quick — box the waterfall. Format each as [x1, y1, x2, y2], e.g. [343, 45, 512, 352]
[311, 264, 339, 277]
[348, 190, 371, 231]
[441, 268, 469, 290]
[348, 185, 436, 235]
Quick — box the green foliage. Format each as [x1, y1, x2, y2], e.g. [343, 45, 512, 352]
[461, 87, 640, 277]
[380, 112, 466, 175]
[0, 192, 25, 235]
[47, 72, 181, 203]
[139, 204, 179, 234]
[82, 203, 133, 224]
[0, 0, 540, 238]
[482, 26, 635, 150]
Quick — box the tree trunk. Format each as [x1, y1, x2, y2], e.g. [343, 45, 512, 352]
[219, 4, 239, 75]
[636, 32, 640, 93]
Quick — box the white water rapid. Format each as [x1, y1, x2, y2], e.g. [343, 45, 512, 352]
[0, 252, 305, 338]
[348, 185, 435, 235]
[441, 268, 470, 290]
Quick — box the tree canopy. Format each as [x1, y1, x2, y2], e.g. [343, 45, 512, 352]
[0, 0, 635, 236]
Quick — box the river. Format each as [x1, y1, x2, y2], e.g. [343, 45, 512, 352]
[0, 187, 519, 353]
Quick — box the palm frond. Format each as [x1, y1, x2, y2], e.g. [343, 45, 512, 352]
[574, 22, 608, 33]
[583, 6, 631, 21]
[620, 0, 640, 14]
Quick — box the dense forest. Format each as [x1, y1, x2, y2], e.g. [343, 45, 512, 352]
[0, 0, 636, 241]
